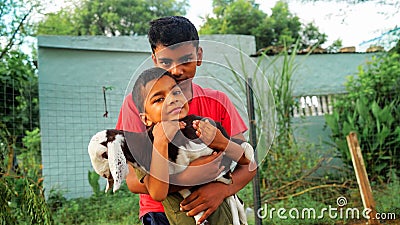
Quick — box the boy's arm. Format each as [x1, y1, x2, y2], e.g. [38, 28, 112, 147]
[180, 132, 257, 224]
[126, 164, 149, 194]
[143, 141, 170, 201]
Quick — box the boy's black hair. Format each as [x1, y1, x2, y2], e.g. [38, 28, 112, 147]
[132, 67, 172, 113]
[148, 16, 199, 53]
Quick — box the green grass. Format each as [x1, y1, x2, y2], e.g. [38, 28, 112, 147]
[49, 178, 399, 225]
[50, 184, 140, 225]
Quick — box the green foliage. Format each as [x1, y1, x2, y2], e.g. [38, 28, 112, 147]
[35, 8, 80, 35]
[0, 0, 40, 58]
[0, 50, 39, 137]
[36, 0, 189, 36]
[201, 0, 266, 36]
[325, 52, 400, 182]
[300, 22, 327, 50]
[327, 38, 343, 53]
[374, 173, 400, 215]
[88, 170, 101, 195]
[51, 184, 141, 225]
[18, 128, 41, 180]
[259, 46, 348, 204]
[0, 176, 52, 224]
[200, 0, 327, 50]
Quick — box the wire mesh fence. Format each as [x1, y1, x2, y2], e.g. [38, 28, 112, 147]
[38, 82, 126, 199]
[2, 78, 399, 223]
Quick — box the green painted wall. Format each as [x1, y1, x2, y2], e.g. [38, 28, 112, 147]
[38, 35, 257, 198]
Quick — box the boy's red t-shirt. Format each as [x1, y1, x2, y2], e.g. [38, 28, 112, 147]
[115, 83, 248, 218]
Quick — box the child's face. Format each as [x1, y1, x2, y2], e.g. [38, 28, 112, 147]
[140, 75, 189, 126]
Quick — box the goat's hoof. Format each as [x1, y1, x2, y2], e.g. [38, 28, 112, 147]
[199, 220, 210, 225]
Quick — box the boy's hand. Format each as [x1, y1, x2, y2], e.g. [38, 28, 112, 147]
[180, 181, 228, 224]
[170, 151, 225, 186]
[192, 119, 228, 151]
[153, 120, 186, 143]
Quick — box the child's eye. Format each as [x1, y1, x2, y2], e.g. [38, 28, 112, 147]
[153, 97, 164, 103]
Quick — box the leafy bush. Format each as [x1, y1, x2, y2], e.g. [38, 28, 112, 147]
[51, 184, 141, 225]
[325, 52, 400, 183]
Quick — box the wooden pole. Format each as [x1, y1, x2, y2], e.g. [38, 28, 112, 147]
[246, 78, 263, 225]
[346, 132, 380, 225]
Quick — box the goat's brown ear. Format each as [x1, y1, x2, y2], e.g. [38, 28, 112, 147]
[139, 113, 153, 127]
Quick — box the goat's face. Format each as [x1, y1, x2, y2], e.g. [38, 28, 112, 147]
[88, 130, 111, 179]
[88, 130, 129, 193]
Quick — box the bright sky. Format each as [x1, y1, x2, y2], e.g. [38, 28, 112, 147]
[186, 0, 400, 52]
[33, 0, 399, 53]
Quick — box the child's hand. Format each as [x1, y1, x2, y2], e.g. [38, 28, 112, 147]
[192, 119, 228, 151]
[153, 120, 186, 143]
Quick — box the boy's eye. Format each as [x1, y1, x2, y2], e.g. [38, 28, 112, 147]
[159, 60, 171, 68]
[180, 57, 192, 64]
[172, 90, 182, 95]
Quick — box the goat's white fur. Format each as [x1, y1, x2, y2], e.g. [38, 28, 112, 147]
[107, 134, 129, 192]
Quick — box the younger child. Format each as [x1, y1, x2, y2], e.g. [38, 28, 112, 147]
[131, 67, 252, 225]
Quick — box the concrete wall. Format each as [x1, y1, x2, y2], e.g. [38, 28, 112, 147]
[38, 35, 257, 198]
[257, 53, 375, 96]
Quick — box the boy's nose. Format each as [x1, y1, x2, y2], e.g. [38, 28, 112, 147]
[169, 63, 184, 77]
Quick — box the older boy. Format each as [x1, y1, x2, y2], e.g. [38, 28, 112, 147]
[116, 16, 256, 225]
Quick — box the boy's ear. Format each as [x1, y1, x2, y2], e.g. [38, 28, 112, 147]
[139, 113, 153, 127]
[196, 47, 203, 66]
[151, 53, 157, 65]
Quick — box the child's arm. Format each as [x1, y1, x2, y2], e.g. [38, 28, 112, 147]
[192, 119, 251, 165]
[142, 121, 186, 201]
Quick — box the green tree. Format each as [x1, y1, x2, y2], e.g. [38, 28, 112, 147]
[1, 1, 49, 223]
[327, 38, 343, 53]
[35, 8, 79, 35]
[0, 0, 40, 58]
[300, 22, 327, 49]
[255, 1, 302, 49]
[200, 0, 327, 51]
[36, 0, 189, 36]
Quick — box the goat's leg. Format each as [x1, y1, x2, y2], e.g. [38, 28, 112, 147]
[178, 189, 210, 225]
[234, 195, 248, 225]
[227, 196, 241, 225]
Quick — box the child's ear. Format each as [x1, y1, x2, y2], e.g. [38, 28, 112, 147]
[139, 113, 153, 127]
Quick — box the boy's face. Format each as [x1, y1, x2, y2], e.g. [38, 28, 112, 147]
[152, 43, 203, 99]
[140, 75, 189, 126]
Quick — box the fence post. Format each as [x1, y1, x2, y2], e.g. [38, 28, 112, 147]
[246, 78, 263, 225]
[346, 132, 380, 225]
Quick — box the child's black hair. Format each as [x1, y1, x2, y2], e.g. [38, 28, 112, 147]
[132, 67, 172, 113]
[148, 16, 199, 53]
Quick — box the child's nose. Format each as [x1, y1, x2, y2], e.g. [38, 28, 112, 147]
[167, 94, 179, 105]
